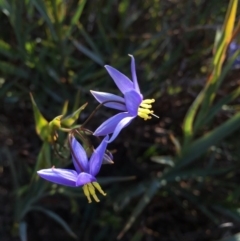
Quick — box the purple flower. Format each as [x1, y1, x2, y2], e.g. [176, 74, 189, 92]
[37, 135, 109, 203]
[228, 41, 240, 68]
[91, 55, 158, 142]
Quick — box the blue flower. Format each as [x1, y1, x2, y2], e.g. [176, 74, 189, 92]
[37, 135, 109, 203]
[91, 55, 158, 142]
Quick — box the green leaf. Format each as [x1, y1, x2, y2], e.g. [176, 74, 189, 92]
[215, 233, 240, 241]
[198, 86, 240, 128]
[193, 49, 240, 132]
[213, 0, 237, 69]
[0, 39, 18, 59]
[151, 156, 175, 167]
[213, 205, 240, 222]
[70, 0, 87, 25]
[182, 90, 205, 147]
[177, 111, 240, 169]
[179, 188, 218, 223]
[65, 0, 87, 37]
[61, 101, 69, 116]
[117, 179, 160, 239]
[33, 142, 51, 176]
[31, 0, 57, 40]
[0, 61, 28, 78]
[72, 40, 104, 66]
[72, 90, 81, 113]
[31, 206, 77, 239]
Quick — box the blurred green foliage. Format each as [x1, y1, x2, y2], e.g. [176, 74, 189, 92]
[1, 0, 240, 241]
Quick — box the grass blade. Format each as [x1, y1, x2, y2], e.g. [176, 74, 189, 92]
[31, 206, 77, 239]
[72, 40, 104, 66]
[117, 179, 160, 240]
[177, 111, 240, 169]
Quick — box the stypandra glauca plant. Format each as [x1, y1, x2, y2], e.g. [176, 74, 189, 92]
[12, 55, 158, 239]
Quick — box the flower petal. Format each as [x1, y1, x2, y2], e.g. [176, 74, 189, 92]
[90, 90, 127, 111]
[105, 65, 134, 94]
[124, 90, 143, 116]
[93, 112, 131, 136]
[103, 151, 114, 164]
[37, 168, 78, 187]
[71, 137, 89, 173]
[128, 55, 140, 93]
[108, 116, 135, 143]
[89, 135, 109, 176]
[76, 172, 96, 186]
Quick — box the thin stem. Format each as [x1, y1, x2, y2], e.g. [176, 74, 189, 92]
[53, 142, 66, 160]
[81, 100, 125, 128]
[74, 129, 93, 148]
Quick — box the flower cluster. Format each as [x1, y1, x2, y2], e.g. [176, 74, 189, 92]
[37, 55, 158, 203]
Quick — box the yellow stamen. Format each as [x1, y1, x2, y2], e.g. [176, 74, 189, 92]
[138, 112, 152, 120]
[142, 99, 155, 104]
[140, 103, 152, 109]
[138, 107, 153, 115]
[138, 98, 159, 120]
[87, 183, 100, 202]
[93, 182, 107, 196]
[82, 185, 92, 203]
[82, 182, 107, 203]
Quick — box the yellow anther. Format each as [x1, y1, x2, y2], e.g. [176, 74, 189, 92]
[93, 182, 107, 196]
[138, 107, 153, 115]
[87, 183, 100, 202]
[82, 182, 107, 203]
[140, 103, 152, 109]
[82, 185, 92, 203]
[142, 99, 155, 104]
[138, 112, 152, 120]
[138, 98, 158, 120]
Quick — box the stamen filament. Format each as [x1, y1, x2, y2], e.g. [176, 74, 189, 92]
[151, 113, 159, 118]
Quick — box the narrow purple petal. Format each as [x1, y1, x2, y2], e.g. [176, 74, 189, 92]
[124, 90, 143, 116]
[129, 55, 140, 93]
[90, 90, 127, 111]
[93, 112, 131, 136]
[71, 137, 89, 173]
[89, 135, 109, 176]
[108, 116, 135, 143]
[37, 168, 78, 187]
[103, 151, 114, 164]
[105, 65, 134, 94]
[76, 172, 96, 186]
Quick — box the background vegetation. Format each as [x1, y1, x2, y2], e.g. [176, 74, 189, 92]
[1, 0, 240, 240]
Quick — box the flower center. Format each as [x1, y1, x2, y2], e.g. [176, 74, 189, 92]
[138, 99, 159, 120]
[82, 182, 106, 203]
